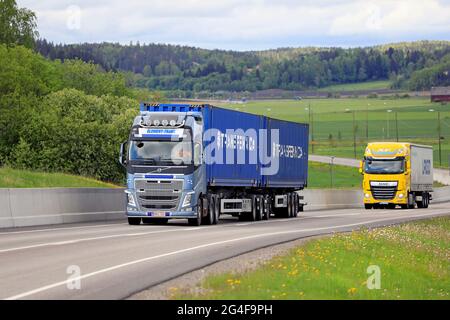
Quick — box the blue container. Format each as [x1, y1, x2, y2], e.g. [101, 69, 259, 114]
[203, 106, 308, 189]
[262, 117, 308, 188]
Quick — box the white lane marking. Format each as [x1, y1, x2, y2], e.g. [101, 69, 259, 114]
[5, 210, 448, 300]
[0, 223, 128, 236]
[233, 212, 362, 226]
[0, 227, 205, 254]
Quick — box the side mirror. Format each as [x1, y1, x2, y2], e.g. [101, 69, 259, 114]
[359, 160, 364, 174]
[119, 141, 128, 167]
[404, 161, 408, 174]
[193, 143, 202, 166]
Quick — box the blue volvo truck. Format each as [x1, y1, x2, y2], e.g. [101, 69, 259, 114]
[119, 103, 308, 226]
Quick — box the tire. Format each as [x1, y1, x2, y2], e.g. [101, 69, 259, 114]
[249, 196, 257, 221]
[407, 193, 415, 209]
[287, 194, 293, 218]
[421, 193, 429, 209]
[213, 196, 220, 224]
[188, 198, 203, 226]
[262, 196, 270, 220]
[293, 193, 298, 217]
[203, 195, 215, 225]
[256, 196, 263, 221]
[364, 204, 372, 210]
[128, 217, 141, 225]
[425, 193, 430, 208]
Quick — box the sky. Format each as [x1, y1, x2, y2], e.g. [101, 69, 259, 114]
[18, 0, 450, 51]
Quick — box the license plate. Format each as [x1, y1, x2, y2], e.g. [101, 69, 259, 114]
[153, 211, 166, 217]
[379, 202, 388, 205]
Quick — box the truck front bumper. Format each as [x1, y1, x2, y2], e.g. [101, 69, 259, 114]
[363, 190, 408, 204]
[126, 209, 197, 219]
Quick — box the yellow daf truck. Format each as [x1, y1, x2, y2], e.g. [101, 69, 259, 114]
[360, 142, 433, 209]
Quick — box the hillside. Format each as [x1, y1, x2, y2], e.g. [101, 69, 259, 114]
[36, 40, 450, 93]
[0, 167, 119, 188]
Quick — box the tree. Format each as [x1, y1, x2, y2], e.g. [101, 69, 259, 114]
[0, 0, 38, 48]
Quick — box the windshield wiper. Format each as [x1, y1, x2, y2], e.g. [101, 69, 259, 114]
[160, 157, 192, 165]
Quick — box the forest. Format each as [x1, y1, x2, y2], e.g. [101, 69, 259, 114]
[36, 39, 450, 93]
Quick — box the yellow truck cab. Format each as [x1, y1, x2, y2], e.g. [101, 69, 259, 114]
[360, 142, 433, 209]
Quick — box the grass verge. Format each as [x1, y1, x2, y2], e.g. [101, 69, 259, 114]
[174, 217, 450, 300]
[0, 167, 119, 188]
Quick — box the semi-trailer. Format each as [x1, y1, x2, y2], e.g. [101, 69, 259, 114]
[119, 103, 309, 226]
[360, 142, 433, 209]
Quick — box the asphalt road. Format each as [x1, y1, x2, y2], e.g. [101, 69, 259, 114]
[1, 204, 449, 300]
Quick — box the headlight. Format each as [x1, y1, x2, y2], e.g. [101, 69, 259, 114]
[182, 192, 194, 207]
[127, 193, 136, 207]
[365, 193, 370, 198]
[398, 193, 404, 198]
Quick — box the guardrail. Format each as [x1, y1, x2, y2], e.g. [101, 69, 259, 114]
[0, 187, 449, 228]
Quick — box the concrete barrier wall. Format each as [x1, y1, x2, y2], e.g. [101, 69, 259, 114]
[0, 188, 126, 228]
[303, 189, 362, 211]
[0, 187, 448, 228]
[432, 186, 450, 203]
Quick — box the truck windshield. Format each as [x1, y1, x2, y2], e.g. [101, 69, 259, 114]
[364, 159, 404, 174]
[129, 140, 193, 165]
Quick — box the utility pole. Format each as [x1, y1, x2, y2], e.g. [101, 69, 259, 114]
[310, 104, 314, 154]
[353, 111, 357, 159]
[438, 111, 442, 167]
[366, 104, 369, 141]
[330, 156, 335, 189]
[395, 112, 399, 142]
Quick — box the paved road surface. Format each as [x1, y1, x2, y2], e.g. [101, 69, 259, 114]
[309, 154, 450, 185]
[1, 204, 449, 300]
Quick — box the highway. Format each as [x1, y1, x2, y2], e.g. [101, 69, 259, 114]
[1, 203, 449, 300]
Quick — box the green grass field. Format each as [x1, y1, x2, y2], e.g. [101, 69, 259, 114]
[308, 162, 361, 189]
[0, 167, 119, 188]
[174, 217, 450, 300]
[318, 80, 392, 92]
[217, 97, 450, 167]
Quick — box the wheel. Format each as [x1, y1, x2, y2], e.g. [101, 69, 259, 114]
[424, 193, 430, 208]
[293, 193, 299, 217]
[213, 196, 220, 224]
[188, 198, 203, 226]
[407, 193, 415, 209]
[421, 193, 429, 208]
[364, 204, 372, 210]
[287, 194, 292, 218]
[262, 196, 270, 220]
[249, 195, 257, 221]
[128, 217, 141, 225]
[203, 195, 215, 225]
[256, 196, 263, 221]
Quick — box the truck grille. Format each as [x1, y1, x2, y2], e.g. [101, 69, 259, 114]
[371, 186, 397, 200]
[134, 179, 183, 211]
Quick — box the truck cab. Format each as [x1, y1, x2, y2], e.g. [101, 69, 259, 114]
[360, 142, 433, 209]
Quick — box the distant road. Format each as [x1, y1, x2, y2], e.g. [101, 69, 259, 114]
[1, 204, 449, 300]
[309, 154, 450, 186]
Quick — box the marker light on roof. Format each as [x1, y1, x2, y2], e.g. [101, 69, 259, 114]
[169, 120, 176, 126]
[153, 119, 160, 126]
[162, 120, 169, 126]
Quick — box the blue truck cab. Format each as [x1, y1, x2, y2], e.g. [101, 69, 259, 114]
[119, 103, 309, 226]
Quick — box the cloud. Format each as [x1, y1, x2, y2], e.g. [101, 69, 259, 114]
[17, 0, 450, 49]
